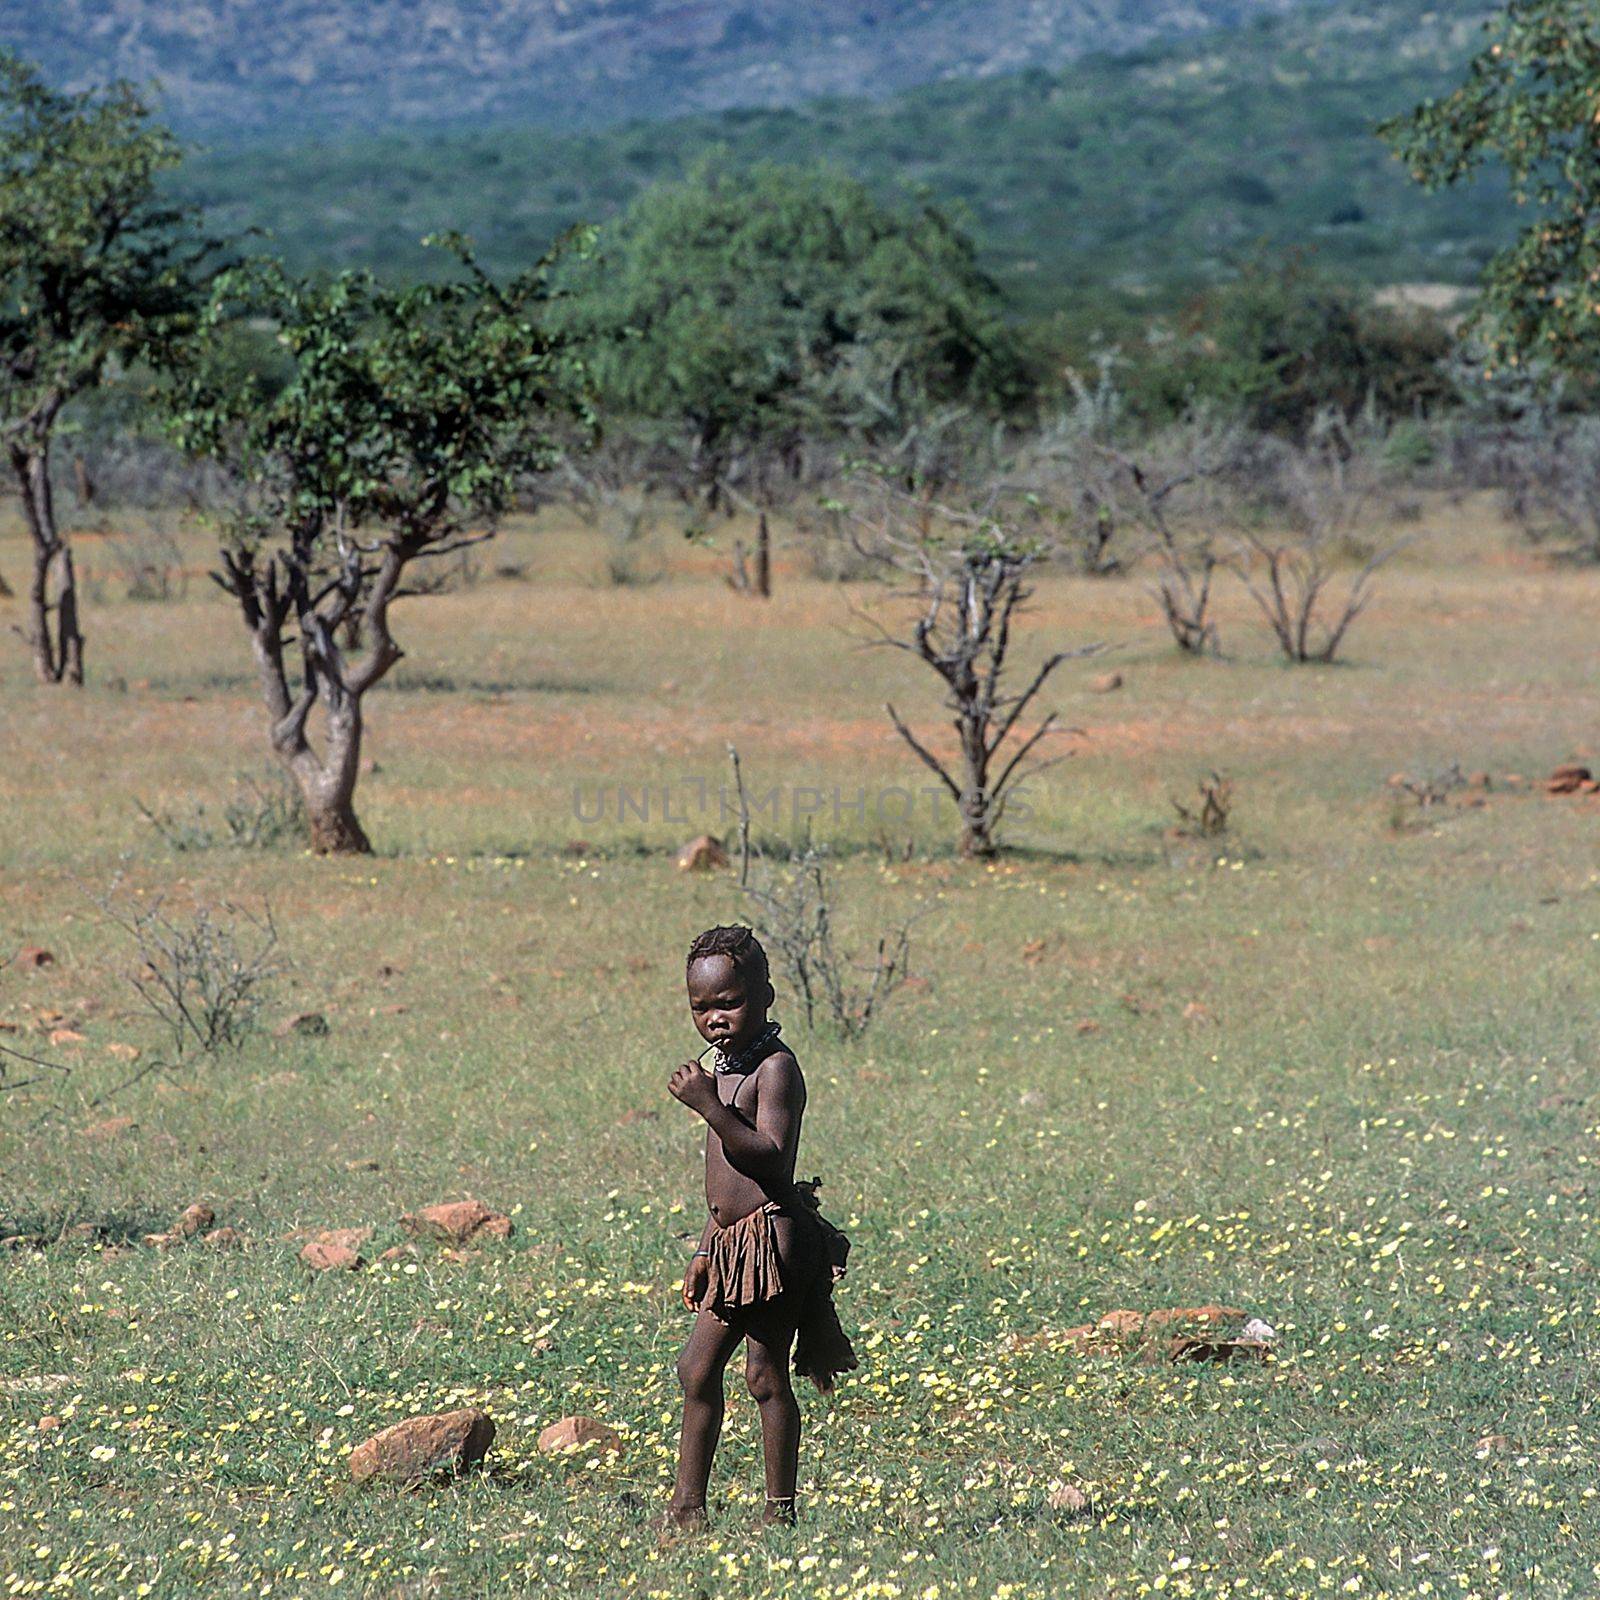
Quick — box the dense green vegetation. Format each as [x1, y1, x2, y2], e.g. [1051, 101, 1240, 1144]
[174, 0, 1512, 318]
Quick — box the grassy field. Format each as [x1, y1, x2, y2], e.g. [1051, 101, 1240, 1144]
[2, 496, 1598, 1598]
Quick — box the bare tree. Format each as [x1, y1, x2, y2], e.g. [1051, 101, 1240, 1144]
[1230, 413, 1408, 665]
[851, 483, 1103, 857]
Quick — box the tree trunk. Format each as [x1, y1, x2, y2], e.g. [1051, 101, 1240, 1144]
[287, 701, 372, 855]
[13, 441, 84, 686]
[306, 791, 372, 855]
[755, 509, 771, 599]
[957, 722, 996, 858]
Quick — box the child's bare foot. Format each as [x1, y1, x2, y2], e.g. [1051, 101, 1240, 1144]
[763, 1496, 797, 1527]
[660, 1501, 710, 1535]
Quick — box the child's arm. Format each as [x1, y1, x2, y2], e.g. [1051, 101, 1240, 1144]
[668, 1055, 803, 1190]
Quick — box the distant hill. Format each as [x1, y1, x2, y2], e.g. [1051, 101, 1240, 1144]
[172, 0, 1507, 316]
[0, 0, 1329, 136]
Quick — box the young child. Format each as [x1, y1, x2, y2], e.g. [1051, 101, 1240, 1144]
[665, 924, 857, 1529]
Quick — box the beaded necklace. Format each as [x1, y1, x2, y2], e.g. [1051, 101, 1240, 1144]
[709, 1020, 783, 1076]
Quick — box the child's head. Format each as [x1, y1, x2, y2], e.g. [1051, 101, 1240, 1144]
[686, 925, 774, 1050]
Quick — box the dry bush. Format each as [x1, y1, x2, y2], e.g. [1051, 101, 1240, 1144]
[1229, 410, 1410, 664]
[105, 527, 189, 602]
[95, 887, 285, 1063]
[1171, 772, 1235, 838]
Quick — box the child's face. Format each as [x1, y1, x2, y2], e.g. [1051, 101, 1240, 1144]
[687, 955, 771, 1052]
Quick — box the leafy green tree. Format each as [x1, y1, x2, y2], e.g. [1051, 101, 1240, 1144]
[1152, 254, 1452, 436]
[0, 52, 207, 684]
[1380, 1, 1600, 376]
[166, 237, 591, 854]
[560, 161, 1023, 595]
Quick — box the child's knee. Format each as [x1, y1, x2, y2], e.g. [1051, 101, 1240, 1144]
[677, 1347, 719, 1402]
[745, 1350, 792, 1406]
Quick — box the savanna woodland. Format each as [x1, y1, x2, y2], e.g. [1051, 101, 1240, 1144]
[3, 2, 1600, 1596]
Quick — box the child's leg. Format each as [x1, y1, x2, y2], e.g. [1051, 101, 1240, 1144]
[744, 1306, 801, 1523]
[670, 1308, 744, 1523]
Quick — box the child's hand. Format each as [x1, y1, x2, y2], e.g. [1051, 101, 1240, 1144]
[682, 1253, 710, 1311]
[668, 1060, 720, 1116]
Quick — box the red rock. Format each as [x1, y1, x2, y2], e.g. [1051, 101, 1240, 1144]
[14, 947, 54, 970]
[400, 1199, 512, 1245]
[201, 1227, 244, 1250]
[536, 1415, 621, 1456]
[1095, 1309, 1145, 1338]
[37, 1415, 61, 1432]
[174, 1203, 215, 1239]
[1546, 763, 1592, 795]
[675, 834, 729, 873]
[105, 1042, 140, 1062]
[301, 1240, 364, 1272]
[379, 1244, 417, 1263]
[348, 1408, 494, 1486]
[1048, 1482, 1090, 1515]
[1142, 1305, 1245, 1331]
[1089, 670, 1124, 693]
[48, 1028, 85, 1047]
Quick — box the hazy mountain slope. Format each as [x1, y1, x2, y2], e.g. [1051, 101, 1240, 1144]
[1, 0, 1327, 135]
[175, 0, 1504, 313]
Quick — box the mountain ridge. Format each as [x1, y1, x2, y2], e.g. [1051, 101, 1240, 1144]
[1, 0, 1328, 136]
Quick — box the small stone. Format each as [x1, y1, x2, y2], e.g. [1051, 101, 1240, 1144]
[37, 1415, 61, 1432]
[174, 1203, 215, 1239]
[301, 1239, 364, 1272]
[1088, 670, 1124, 693]
[14, 947, 55, 970]
[345, 1158, 381, 1171]
[675, 834, 729, 873]
[202, 1227, 244, 1250]
[1018, 1089, 1046, 1110]
[1475, 1433, 1510, 1457]
[105, 1042, 140, 1062]
[536, 1415, 621, 1456]
[349, 1408, 495, 1486]
[48, 1028, 86, 1047]
[276, 1011, 329, 1039]
[400, 1199, 512, 1245]
[1074, 1019, 1101, 1036]
[1546, 763, 1592, 795]
[142, 1231, 179, 1249]
[1048, 1482, 1090, 1515]
[379, 1243, 417, 1263]
[1182, 1001, 1213, 1024]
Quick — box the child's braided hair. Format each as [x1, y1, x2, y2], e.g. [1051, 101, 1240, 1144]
[686, 924, 770, 990]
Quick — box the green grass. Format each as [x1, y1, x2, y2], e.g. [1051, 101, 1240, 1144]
[2, 497, 1599, 1596]
[174, 0, 1512, 318]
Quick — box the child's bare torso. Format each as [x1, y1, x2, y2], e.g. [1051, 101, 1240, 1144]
[704, 1052, 805, 1226]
